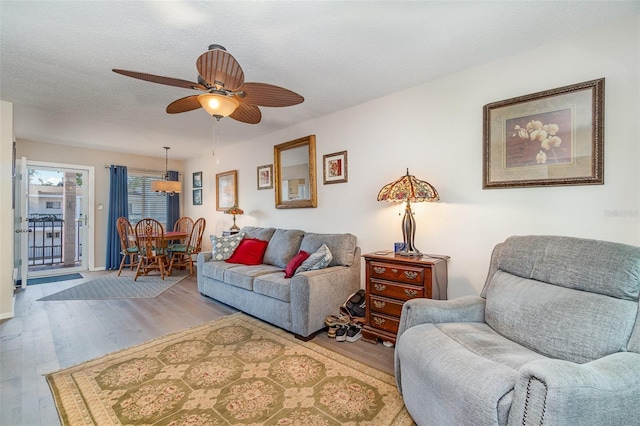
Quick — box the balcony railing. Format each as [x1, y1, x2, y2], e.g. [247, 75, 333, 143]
[28, 214, 83, 266]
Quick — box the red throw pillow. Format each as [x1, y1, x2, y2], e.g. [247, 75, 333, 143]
[284, 250, 311, 278]
[225, 238, 269, 265]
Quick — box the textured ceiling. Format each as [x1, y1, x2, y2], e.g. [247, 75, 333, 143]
[1, 1, 639, 159]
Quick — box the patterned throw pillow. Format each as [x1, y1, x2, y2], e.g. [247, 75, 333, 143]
[210, 233, 245, 261]
[296, 243, 333, 274]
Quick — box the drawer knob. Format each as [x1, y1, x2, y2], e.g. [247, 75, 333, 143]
[373, 300, 385, 309]
[373, 266, 386, 274]
[374, 283, 387, 292]
[373, 317, 386, 326]
[404, 289, 418, 297]
[404, 271, 419, 280]
[391, 268, 398, 273]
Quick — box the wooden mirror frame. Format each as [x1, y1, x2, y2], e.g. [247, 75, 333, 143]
[274, 135, 317, 209]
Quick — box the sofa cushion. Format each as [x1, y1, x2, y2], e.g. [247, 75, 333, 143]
[210, 232, 245, 261]
[254, 272, 292, 302]
[226, 238, 269, 265]
[200, 260, 239, 281]
[299, 232, 357, 267]
[239, 226, 276, 242]
[485, 270, 637, 363]
[285, 250, 310, 278]
[297, 243, 333, 273]
[222, 264, 282, 291]
[263, 229, 305, 268]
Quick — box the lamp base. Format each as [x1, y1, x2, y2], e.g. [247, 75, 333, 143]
[397, 249, 422, 257]
[230, 215, 239, 231]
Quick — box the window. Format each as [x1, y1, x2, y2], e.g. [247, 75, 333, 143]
[46, 232, 61, 239]
[46, 201, 61, 209]
[127, 173, 167, 227]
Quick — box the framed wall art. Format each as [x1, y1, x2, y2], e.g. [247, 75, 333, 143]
[323, 150, 348, 184]
[193, 189, 202, 206]
[193, 171, 202, 188]
[483, 78, 604, 189]
[257, 164, 273, 190]
[216, 169, 238, 211]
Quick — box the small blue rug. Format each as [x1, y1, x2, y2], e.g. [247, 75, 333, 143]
[27, 273, 84, 285]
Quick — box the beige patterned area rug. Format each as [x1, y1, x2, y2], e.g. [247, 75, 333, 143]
[47, 313, 414, 425]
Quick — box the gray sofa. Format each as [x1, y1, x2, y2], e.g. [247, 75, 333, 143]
[197, 226, 360, 338]
[395, 235, 640, 426]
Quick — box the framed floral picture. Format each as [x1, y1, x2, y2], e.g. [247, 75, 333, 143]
[193, 189, 202, 206]
[483, 78, 604, 189]
[257, 164, 273, 190]
[323, 150, 348, 184]
[216, 170, 237, 211]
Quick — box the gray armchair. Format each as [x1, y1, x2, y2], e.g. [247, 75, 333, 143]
[395, 235, 640, 426]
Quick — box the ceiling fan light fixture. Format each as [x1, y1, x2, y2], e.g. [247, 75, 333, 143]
[197, 93, 239, 119]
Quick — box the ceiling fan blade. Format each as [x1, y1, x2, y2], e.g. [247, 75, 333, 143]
[113, 69, 207, 91]
[230, 103, 261, 124]
[196, 49, 245, 91]
[238, 82, 304, 107]
[166, 95, 202, 114]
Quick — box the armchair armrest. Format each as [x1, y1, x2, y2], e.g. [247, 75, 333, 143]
[509, 352, 640, 425]
[397, 295, 486, 340]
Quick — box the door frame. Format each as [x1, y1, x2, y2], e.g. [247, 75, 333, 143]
[19, 159, 95, 279]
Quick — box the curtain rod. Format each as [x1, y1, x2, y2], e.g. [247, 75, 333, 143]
[104, 165, 183, 175]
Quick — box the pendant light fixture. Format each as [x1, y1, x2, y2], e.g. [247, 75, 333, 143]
[151, 147, 181, 196]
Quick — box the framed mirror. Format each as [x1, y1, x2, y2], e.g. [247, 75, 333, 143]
[274, 135, 317, 208]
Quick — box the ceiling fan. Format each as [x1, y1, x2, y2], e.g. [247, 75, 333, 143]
[112, 44, 304, 124]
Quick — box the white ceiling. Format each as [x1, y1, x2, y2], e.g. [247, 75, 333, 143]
[1, 1, 639, 160]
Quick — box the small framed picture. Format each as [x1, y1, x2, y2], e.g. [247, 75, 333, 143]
[193, 171, 202, 188]
[257, 164, 273, 190]
[323, 150, 348, 184]
[483, 78, 604, 189]
[193, 189, 202, 205]
[216, 170, 238, 211]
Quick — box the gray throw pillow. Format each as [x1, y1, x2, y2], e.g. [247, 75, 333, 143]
[296, 243, 333, 274]
[210, 233, 245, 261]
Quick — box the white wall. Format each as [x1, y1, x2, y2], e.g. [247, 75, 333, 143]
[0, 101, 15, 319]
[186, 15, 640, 299]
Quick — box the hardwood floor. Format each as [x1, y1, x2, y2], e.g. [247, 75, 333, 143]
[0, 271, 395, 425]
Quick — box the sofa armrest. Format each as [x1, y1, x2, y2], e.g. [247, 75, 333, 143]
[198, 251, 213, 263]
[289, 249, 361, 337]
[509, 352, 640, 426]
[196, 251, 212, 293]
[397, 295, 486, 339]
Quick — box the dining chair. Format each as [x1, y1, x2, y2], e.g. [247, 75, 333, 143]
[173, 216, 194, 234]
[116, 217, 138, 276]
[134, 218, 169, 280]
[169, 217, 206, 276]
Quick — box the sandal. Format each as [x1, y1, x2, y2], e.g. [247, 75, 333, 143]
[325, 314, 350, 327]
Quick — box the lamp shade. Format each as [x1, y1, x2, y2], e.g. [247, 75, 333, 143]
[224, 206, 244, 215]
[377, 169, 439, 203]
[198, 93, 239, 118]
[151, 180, 181, 194]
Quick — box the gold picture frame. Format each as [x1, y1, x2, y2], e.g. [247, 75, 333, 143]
[216, 170, 237, 211]
[483, 78, 604, 189]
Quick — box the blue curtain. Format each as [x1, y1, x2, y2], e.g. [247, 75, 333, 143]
[106, 165, 128, 270]
[167, 170, 180, 231]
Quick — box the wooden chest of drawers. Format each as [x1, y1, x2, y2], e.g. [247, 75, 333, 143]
[362, 252, 449, 345]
